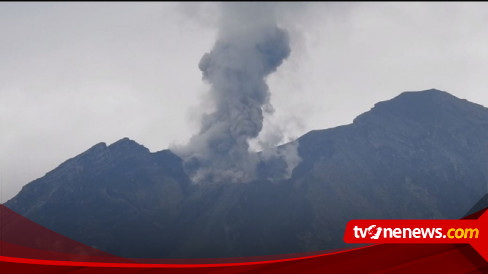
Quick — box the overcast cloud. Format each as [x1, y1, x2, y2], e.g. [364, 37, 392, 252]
[2, 2, 488, 202]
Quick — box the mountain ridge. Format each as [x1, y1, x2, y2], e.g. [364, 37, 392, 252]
[6, 89, 488, 258]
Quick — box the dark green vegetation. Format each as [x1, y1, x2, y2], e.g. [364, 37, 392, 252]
[6, 89, 488, 258]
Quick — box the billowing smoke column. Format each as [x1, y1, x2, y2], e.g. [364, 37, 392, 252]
[176, 3, 299, 183]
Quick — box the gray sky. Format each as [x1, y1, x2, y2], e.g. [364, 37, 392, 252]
[2, 2, 488, 202]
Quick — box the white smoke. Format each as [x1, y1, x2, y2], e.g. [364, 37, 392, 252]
[174, 3, 301, 183]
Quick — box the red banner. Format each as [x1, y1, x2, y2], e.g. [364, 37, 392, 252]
[344, 210, 488, 261]
[1, 204, 487, 272]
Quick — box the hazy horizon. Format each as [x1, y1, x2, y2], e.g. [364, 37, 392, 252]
[2, 2, 488, 202]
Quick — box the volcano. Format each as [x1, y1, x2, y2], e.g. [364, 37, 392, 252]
[6, 89, 488, 258]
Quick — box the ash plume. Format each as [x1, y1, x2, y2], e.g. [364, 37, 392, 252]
[175, 3, 300, 183]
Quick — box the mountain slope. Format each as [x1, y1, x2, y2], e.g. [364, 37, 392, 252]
[6, 138, 192, 256]
[466, 194, 488, 217]
[6, 89, 488, 258]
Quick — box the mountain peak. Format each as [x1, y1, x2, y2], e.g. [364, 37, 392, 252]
[108, 137, 149, 155]
[109, 137, 140, 147]
[85, 142, 107, 153]
[399, 88, 447, 95]
[391, 88, 454, 103]
[353, 89, 487, 127]
[375, 88, 458, 109]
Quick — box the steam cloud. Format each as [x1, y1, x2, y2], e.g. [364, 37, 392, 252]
[175, 3, 301, 183]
